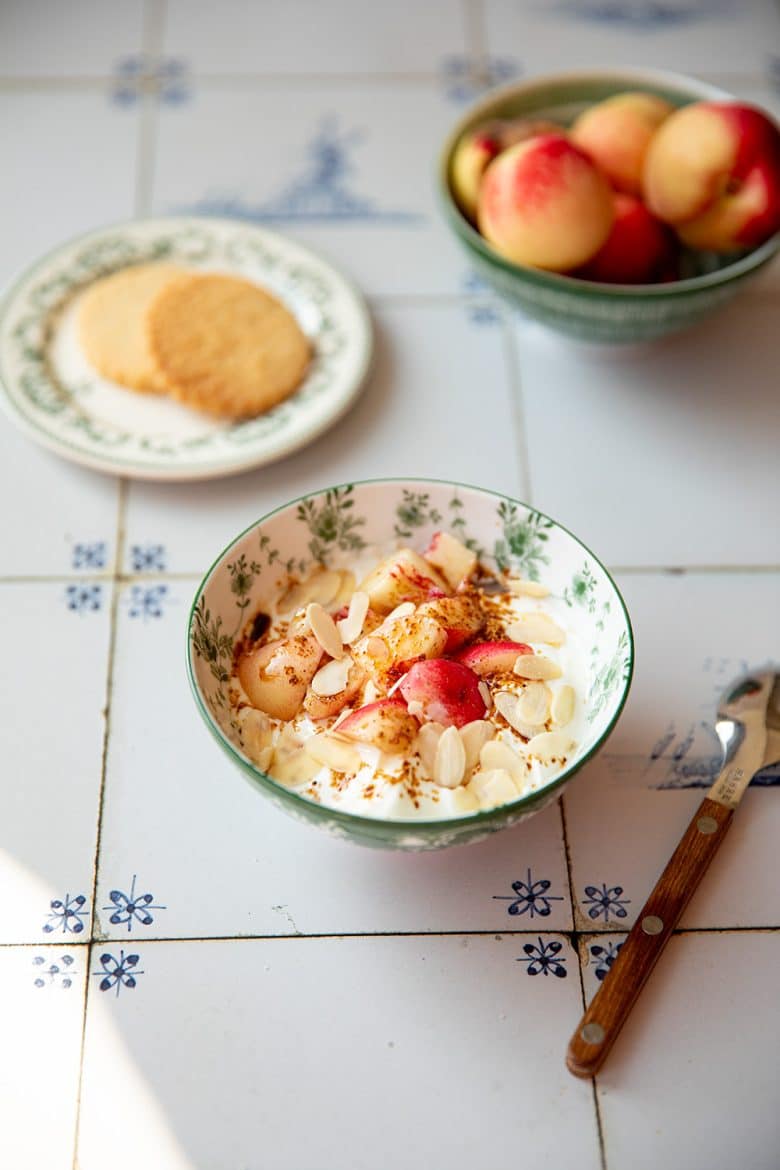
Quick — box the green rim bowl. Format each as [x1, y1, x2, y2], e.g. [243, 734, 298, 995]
[438, 68, 780, 343]
[186, 478, 634, 851]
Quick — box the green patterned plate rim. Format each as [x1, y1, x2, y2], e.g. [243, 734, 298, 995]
[0, 217, 373, 481]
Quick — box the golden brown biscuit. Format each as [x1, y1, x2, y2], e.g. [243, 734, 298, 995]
[146, 274, 311, 420]
[78, 263, 185, 392]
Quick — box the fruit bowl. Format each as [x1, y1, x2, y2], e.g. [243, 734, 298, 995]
[439, 68, 780, 343]
[187, 479, 633, 850]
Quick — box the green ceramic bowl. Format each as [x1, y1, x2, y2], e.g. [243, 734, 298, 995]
[187, 479, 633, 851]
[439, 68, 780, 343]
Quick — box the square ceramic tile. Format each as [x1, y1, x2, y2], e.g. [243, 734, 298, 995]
[0, 91, 140, 287]
[0, 0, 144, 78]
[123, 303, 523, 574]
[0, 944, 86, 1170]
[0, 422, 118, 576]
[97, 579, 571, 938]
[484, 0, 779, 77]
[515, 296, 780, 567]
[0, 582, 111, 942]
[582, 931, 780, 1170]
[77, 934, 599, 1170]
[163, 0, 468, 75]
[149, 82, 465, 295]
[563, 571, 780, 930]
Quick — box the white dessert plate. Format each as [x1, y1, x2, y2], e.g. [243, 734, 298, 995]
[0, 217, 372, 481]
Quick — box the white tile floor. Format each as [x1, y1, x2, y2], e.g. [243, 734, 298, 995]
[2, 2, 779, 1167]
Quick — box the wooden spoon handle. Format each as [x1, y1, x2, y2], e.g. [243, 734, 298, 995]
[566, 796, 733, 1079]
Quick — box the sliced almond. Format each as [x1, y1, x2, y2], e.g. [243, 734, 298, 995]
[306, 602, 344, 660]
[480, 738, 526, 785]
[526, 730, 575, 763]
[337, 590, 369, 644]
[311, 655, 353, 697]
[450, 785, 480, 814]
[278, 569, 341, 613]
[434, 725, 467, 789]
[493, 690, 538, 739]
[237, 707, 273, 756]
[416, 722, 444, 776]
[334, 569, 357, 607]
[551, 685, 575, 727]
[362, 679, 379, 705]
[378, 601, 416, 630]
[516, 681, 552, 727]
[459, 720, 494, 770]
[467, 768, 519, 809]
[365, 635, 390, 662]
[506, 578, 550, 598]
[387, 672, 409, 698]
[513, 653, 562, 681]
[305, 733, 362, 772]
[406, 699, 424, 719]
[508, 613, 565, 646]
[477, 680, 493, 710]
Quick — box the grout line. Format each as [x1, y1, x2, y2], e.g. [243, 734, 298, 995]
[133, 0, 165, 217]
[71, 477, 127, 1168]
[464, 0, 487, 59]
[501, 312, 534, 503]
[1, 923, 778, 949]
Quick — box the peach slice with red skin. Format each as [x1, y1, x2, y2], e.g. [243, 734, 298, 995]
[399, 659, 486, 729]
[456, 640, 533, 676]
[423, 531, 477, 590]
[238, 634, 323, 721]
[337, 698, 419, 754]
[359, 549, 450, 614]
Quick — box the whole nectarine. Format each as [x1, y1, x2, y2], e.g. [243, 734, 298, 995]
[577, 192, 677, 283]
[451, 118, 563, 221]
[643, 101, 780, 251]
[571, 91, 673, 195]
[477, 134, 614, 271]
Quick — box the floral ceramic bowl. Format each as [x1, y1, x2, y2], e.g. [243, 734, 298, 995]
[438, 69, 780, 343]
[187, 479, 633, 850]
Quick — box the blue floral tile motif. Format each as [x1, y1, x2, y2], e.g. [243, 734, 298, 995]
[33, 954, 76, 989]
[103, 875, 165, 932]
[130, 543, 166, 572]
[582, 884, 630, 923]
[441, 54, 522, 102]
[72, 541, 108, 570]
[544, 1, 731, 28]
[94, 950, 143, 997]
[462, 271, 502, 326]
[590, 940, 624, 981]
[43, 893, 88, 935]
[180, 118, 422, 225]
[493, 870, 564, 919]
[111, 55, 190, 106]
[517, 937, 568, 978]
[65, 584, 103, 614]
[127, 584, 168, 620]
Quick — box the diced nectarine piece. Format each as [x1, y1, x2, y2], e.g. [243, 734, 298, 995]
[423, 531, 478, 590]
[456, 640, 532, 677]
[398, 659, 486, 729]
[358, 549, 449, 613]
[337, 698, 419, 754]
[418, 592, 483, 652]
[238, 634, 323, 721]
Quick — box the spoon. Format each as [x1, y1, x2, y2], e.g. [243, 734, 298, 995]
[567, 668, 780, 1079]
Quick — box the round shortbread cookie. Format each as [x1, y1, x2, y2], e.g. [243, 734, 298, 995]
[78, 263, 185, 393]
[146, 274, 311, 420]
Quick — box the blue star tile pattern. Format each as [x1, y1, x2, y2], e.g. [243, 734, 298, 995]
[94, 951, 144, 997]
[590, 940, 624, 981]
[103, 875, 165, 932]
[33, 954, 76, 989]
[72, 542, 108, 570]
[65, 584, 103, 614]
[517, 937, 568, 978]
[111, 55, 190, 106]
[441, 54, 521, 103]
[546, 1, 730, 28]
[493, 869, 565, 918]
[582, 884, 631, 923]
[42, 893, 88, 935]
[127, 584, 168, 619]
[130, 543, 167, 572]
